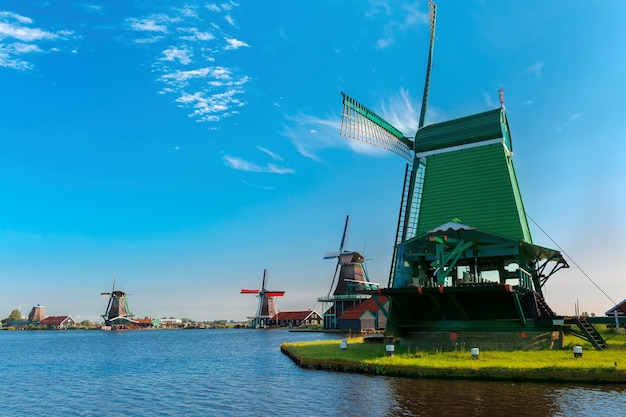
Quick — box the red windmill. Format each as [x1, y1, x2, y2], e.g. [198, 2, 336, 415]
[241, 269, 285, 328]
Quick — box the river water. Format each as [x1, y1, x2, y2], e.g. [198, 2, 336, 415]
[1, 329, 624, 416]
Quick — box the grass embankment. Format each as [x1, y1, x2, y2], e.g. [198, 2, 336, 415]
[281, 331, 626, 384]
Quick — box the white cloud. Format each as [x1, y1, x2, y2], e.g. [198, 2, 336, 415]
[524, 62, 544, 77]
[130, 19, 167, 32]
[570, 112, 582, 122]
[281, 113, 356, 162]
[161, 46, 192, 65]
[0, 21, 59, 42]
[483, 90, 497, 108]
[178, 6, 199, 19]
[132, 36, 164, 44]
[0, 11, 32, 24]
[371, 1, 429, 49]
[178, 27, 215, 41]
[175, 88, 246, 122]
[79, 4, 105, 14]
[379, 88, 420, 134]
[224, 37, 248, 50]
[9, 42, 41, 54]
[124, 3, 250, 124]
[160, 66, 244, 89]
[0, 46, 31, 70]
[0, 11, 74, 70]
[257, 146, 283, 161]
[223, 155, 295, 174]
[241, 180, 274, 190]
[556, 112, 583, 133]
[376, 37, 394, 49]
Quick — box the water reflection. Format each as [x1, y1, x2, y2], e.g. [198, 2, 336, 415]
[385, 378, 626, 417]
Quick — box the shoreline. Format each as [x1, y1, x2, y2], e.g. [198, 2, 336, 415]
[281, 339, 626, 384]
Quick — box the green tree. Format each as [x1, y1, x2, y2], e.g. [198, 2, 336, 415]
[80, 320, 94, 328]
[6, 308, 22, 322]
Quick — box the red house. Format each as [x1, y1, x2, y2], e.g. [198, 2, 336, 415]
[39, 316, 77, 329]
[270, 310, 322, 327]
[338, 309, 376, 331]
[336, 295, 389, 332]
[605, 299, 626, 317]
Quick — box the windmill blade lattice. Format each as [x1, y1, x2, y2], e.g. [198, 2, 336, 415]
[340, 92, 414, 162]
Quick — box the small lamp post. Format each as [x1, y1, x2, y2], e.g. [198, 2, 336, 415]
[471, 347, 479, 360]
[573, 345, 583, 358]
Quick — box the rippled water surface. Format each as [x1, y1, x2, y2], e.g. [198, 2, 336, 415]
[1, 329, 624, 416]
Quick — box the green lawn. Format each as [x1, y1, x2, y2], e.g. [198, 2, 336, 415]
[282, 329, 626, 383]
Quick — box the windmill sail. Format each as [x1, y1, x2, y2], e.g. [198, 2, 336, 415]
[241, 269, 284, 328]
[340, 92, 413, 161]
[418, 0, 437, 129]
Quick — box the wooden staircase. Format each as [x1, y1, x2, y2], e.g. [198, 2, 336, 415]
[535, 293, 556, 318]
[565, 316, 608, 350]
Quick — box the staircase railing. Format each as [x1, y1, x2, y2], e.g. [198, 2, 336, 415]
[565, 316, 608, 350]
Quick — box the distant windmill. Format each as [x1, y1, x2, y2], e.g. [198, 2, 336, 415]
[101, 273, 134, 328]
[240, 269, 285, 328]
[323, 215, 378, 296]
[318, 215, 379, 329]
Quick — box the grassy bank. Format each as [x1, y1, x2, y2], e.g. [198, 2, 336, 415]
[281, 331, 626, 384]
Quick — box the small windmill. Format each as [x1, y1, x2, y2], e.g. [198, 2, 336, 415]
[101, 273, 134, 328]
[318, 215, 379, 329]
[240, 269, 285, 328]
[323, 215, 377, 296]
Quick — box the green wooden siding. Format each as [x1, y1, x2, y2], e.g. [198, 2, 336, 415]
[416, 144, 532, 242]
[414, 108, 510, 153]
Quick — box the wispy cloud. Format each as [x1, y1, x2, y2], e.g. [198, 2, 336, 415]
[175, 89, 245, 122]
[124, 3, 250, 124]
[127, 16, 170, 33]
[178, 27, 215, 41]
[0, 11, 75, 70]
[241, 180, 274, 190]
[161, 46, 192, 64]
[257, 146, 284, 161]
[206, 2, 236, 13]
[483, 90, 497, 108]
[223, 155, 295, 174]
[556, 112, 583, 133]
[524, 62, 544, 77]
[78, 4, 105, 14]
[367, 2, 429, 49]
[282, 88, 422, 161]
[224, 37, 248, 50]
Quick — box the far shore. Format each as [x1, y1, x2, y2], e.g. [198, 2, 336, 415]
[281, 332, 626, 384]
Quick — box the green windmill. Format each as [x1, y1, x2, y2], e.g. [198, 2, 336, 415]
[338, 1, 604, 350]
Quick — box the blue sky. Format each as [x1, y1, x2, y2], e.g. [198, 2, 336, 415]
[1, 0, 624, 322]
